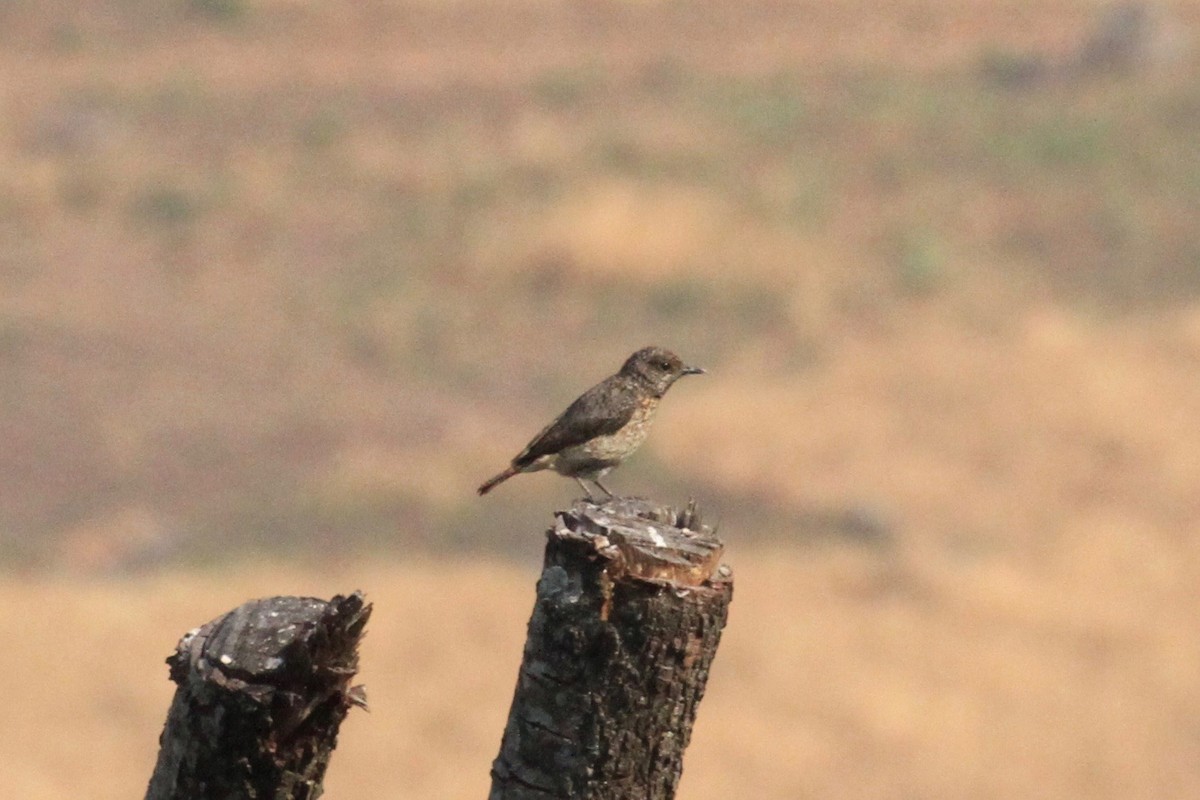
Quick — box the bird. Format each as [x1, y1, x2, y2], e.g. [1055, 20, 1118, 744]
[477, 346, 705, 500]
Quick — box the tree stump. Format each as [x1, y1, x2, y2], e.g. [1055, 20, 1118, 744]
[490, 497, 733, 800]
[145, 592, 371, 800]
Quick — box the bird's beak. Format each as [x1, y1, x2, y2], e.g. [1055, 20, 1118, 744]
[681, 365, 706, 376]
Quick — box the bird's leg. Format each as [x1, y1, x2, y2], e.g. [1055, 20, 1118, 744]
[574, 477, 597, 502]
[592, 478, 615, 499]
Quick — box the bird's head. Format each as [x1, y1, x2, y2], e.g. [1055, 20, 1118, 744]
[620, 346, 705, 396]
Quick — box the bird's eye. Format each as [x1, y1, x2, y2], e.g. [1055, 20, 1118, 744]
[658, 361, 671, 370]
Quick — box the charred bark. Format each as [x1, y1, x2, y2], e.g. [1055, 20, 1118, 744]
[490, 497, 733, 800]
[145, 592, 370, 800]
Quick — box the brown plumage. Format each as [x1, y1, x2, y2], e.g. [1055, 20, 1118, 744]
[477, 346, 705, 500]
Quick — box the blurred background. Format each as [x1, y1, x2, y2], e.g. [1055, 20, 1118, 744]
[3, 0, 1200, 797]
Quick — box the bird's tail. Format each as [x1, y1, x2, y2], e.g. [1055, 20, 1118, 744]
[477, 465, 520, 496]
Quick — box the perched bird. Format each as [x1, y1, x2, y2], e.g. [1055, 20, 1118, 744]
[478, 346, 705, 500]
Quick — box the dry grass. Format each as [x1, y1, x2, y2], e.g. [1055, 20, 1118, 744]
[660, 303, 1200, 556]
[2, 547, 1197, 799]
[4, 1, 1200, 567]
[2, 1, 1200, 795]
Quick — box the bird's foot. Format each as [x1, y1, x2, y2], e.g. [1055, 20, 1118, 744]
[574, 478, 600, 503]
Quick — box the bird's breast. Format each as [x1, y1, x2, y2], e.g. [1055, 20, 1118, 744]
[578, 395, 659, 461]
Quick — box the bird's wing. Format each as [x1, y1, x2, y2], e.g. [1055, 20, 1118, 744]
[513, 377, 639, 467]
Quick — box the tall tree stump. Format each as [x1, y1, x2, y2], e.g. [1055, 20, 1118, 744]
[145, 592, 371, 800]
[491, 497, 733, 800]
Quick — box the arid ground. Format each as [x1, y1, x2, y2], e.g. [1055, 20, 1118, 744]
[2, 1, 1199, 797]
